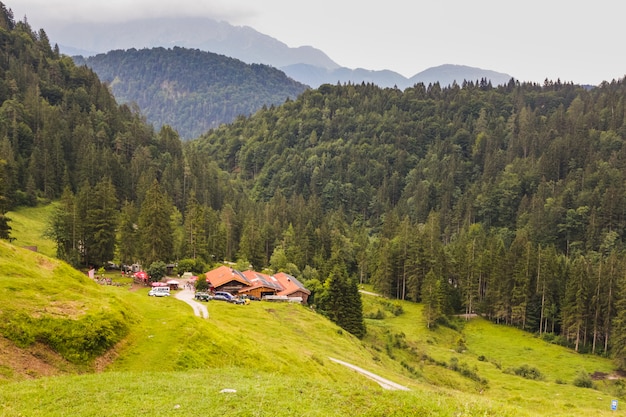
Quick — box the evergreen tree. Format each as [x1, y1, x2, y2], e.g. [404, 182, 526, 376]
[118, 200, 138, 266]
[45, 187, 80, 266]
[138, 179, 174, 265]
[321, 264, 366, 338]
[421, 269, 445, 328]
[0, 159, 10, 239]
[84, 178, 119, 266]
[611, 271, 626, 367]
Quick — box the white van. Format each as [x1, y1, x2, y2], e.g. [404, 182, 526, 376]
[148, 287, 170, 297]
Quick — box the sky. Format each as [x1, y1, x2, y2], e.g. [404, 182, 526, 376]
[9, 0, 626, 85]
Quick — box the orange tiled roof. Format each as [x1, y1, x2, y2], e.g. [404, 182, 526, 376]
[241, 270, 282, 291]
[273, 272, 311, 296]
[205, 265, 250, 288]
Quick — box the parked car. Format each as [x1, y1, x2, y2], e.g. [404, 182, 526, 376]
[230, 296, 249, 305]
[240, 294, 259, 301]
[148, 287, 170, 297]
[212, 291, 234, 302]
[194, 292, 210, 301]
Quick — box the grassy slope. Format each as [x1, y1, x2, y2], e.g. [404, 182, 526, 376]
[0, 206, 623, 416]
[5, 204, 57, 258]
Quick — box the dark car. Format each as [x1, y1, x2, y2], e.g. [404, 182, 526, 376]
[194, 292, 210, 301]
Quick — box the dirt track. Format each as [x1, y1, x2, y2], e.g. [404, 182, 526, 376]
[328, 357, 409, 391]
[174, 287, 209, 319]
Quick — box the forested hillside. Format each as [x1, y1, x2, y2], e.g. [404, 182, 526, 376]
[4, 2, 626, 361]
[190, 77, 626, 360]
[74, 47, 308, 139]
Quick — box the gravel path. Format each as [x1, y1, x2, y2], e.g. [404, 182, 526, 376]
[328, 357, 410, 391]
[175, 288, 209, 319]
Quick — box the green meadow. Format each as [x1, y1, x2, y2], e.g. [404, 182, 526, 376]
[0, 207, 624, 416]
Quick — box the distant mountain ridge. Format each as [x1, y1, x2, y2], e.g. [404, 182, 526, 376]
[48, 17, 341, 71]
[282, 64, 513, 89]
[47, 17, 514, 88]
[74, 47, 308, 139]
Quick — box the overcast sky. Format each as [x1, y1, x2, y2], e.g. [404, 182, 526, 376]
[9, 0, 626, 85]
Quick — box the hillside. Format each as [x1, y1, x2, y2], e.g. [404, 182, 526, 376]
[74, 47, 309, 139]
[0, 240, 134, 378]
[0, 236, 623, 416]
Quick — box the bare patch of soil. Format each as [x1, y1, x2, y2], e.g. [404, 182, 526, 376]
[128, 282, 146, 292]
[591, 370, 626, 380]
[0, 336, 77, 382]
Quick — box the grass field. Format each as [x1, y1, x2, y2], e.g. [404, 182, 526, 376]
[0, 205, 625, 416]
[5, 204, 57, 258]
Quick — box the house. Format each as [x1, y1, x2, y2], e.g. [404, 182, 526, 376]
[273, 272, 311, 304]
[205, 265, 250, 294]
[203, 265, 311, 304]
[240, 270, 282, 299]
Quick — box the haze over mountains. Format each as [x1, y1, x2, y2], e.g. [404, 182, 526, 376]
[47, 17, 514, 89]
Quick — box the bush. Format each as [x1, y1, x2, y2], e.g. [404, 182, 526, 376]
[147, 261, 167, 282]
[573, 370, 593, 388]
[505, 364, 544, 380]
[195, 276, 209, 291]
[176, 258, 207, 275]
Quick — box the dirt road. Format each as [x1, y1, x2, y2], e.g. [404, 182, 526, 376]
[175, 287, 209, 319]
[328, 357, 409, 391]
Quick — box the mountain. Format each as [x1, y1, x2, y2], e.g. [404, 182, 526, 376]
[45, 17, 513, 89]
[409, 64, 513, 87]
[281, 64, 410, 89]
[282, 63, 514, 89]
[74, 47, 309, 140]
[45, 17, 341, 71]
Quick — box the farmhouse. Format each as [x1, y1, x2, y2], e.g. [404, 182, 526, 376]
[273, 272, 311, 304]
[204, 265, 250, 294]
[240, 270, 282, 299]
[204, 266, 311, 304]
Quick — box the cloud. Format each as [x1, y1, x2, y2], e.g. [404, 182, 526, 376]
[12, 0, 258, 24]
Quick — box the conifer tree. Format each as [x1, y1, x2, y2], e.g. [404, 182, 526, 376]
[84, 178, 118, 266]
[0, 159, 10, 239]
[118, 200, 138, 266]
[138, 179, 174, 265]
[322, 264, 366, 338]
[422, 269, 445, 328]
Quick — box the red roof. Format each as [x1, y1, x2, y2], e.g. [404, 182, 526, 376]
[205, 265, 250, 288]
[241, 270, 282, 292]
[273, 272, 311, 296]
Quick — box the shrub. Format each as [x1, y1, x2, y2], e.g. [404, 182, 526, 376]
[505, 364, 544, 380]
[573, 370, 593, 388]
[147, 261, 167, 282]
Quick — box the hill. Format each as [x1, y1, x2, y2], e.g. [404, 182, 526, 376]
[0, 235, 623, 416]
[74, 47, 309, 139]
[0, 240, 133, 378]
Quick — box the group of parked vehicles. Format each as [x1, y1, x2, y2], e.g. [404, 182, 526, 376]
[194, 290, 256, 304]
[148, 284, 256, 305]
